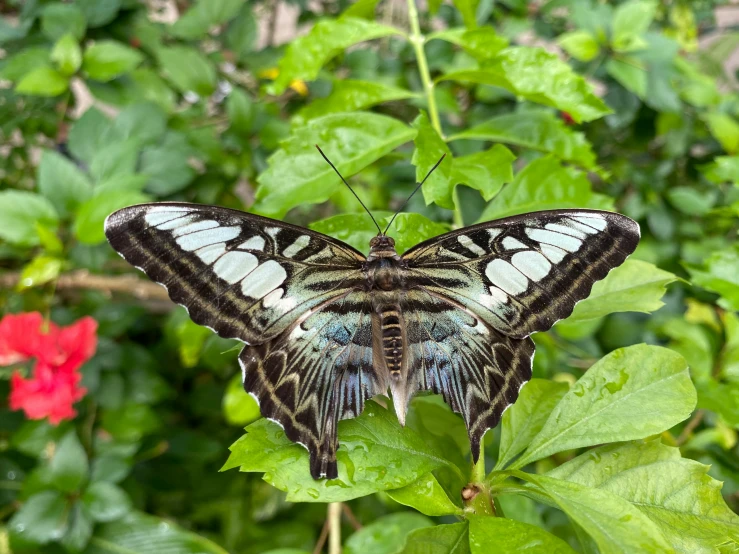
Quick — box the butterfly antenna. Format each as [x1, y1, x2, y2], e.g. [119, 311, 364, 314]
[383, 154, 446, 235]
[315, 145, 383, 235]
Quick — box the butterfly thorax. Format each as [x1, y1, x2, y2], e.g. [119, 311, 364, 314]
[366, 236, 407, 381]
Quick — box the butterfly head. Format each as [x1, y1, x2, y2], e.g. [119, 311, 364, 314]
[367, 235, 399, 261]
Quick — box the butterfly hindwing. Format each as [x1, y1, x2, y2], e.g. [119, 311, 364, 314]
[104, 203, 366, 345]
[402, 288, 534, 461]
[240, 291, 386, 479]
[403, 210, 640, 339]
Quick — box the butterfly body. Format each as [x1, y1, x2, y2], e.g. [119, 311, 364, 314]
[105, 203, 639, 480]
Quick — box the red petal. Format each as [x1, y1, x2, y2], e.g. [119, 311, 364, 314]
[55, 317, 98, 373]
[0, 312, 48, 365]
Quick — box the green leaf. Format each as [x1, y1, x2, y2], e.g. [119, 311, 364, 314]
[101, 403, 160, 443]
[74, 190, 150, 244]
[113, 102, 168, 145]
[140, 132, 195, 195]
[17, 256, 63, 290]
[564, 259, 677, 322]
[226, 88, 254, 136]
[268, 17, 403, 95]
[496, 379, 569, 470]
[83, 482, 132, 523]
[77, 0, 120, 28]
[310, 212, 391, 255]
[61, 501, 93, 552]
[687, 247, 739, 311]
[255, 113, 416, 216]
[67, 108, 118, 164]
[0, 190, 58, 246]
[606, 56, 647, 98]
[468, 516, 577, 553]
[398, 522, 470, 554]
[439, 47, 611, 123]
[171, 0, 243, 39]
[15, 66, 69, 96]
[387, 473, 463, 516]
[8, 490, 68, 546]
[478, 156, 612, 222]
[703, 112, 739, 154]
[344, 0, 381, 19]
[224, 5, 257, 60]
[558, 30, 600, 62]
[38, 149, 93, 216]
[514, 345, 696, 468]
[450, 145, 515, 201]
[452, 0, 479, 29]
[95, 174, 149, 195]
[387, 213, 450, 255]
[51, 34, 82, 76]
[428, 27, 508, 60]
[667, 186, 718, 216]
[413, 111, 454, 209]
[41, 3, 86, 41]
[83, 40, 143, 82]
[48, 431, 89, 493]
[702, 155, 739, 185]
[86, 511, 228, 554]
[11, 420, 71, 458]
[449, 110, 597, 170]
[548, 440, 739, 554]
[223, 400, 456, 502]
[223, 374, 261, 426]
[295, 80, 417, 123]
[344, 512, 433, 554]
[129, 68, 178, 113]
[89, 139, 140, 182]
[612, 0, 658, 53]
[522, 474, 672, 554]
[0, 47, 50, 81]
[157, 46, 216, 96]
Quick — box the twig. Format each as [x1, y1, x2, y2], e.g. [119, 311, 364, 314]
[312, 517, 330, 554]
[342, 504, 362, 531]
[676, 410, 705, 446]
[1, 270, 170, 303]
[328, 502, 342, 554]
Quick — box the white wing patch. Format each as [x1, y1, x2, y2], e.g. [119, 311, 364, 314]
[526, 228, 583, 253]
[241, 260, 287, 298]
[485, 259, 529, 295]
[458, 235, 486, 256]
[511, 251, 551, 281]
[539, 244, 567, 264]
[213, 251, 258, 284]
[572, 214, 607, 231]
[502, 237, 526, 250]
[239, 236, 266, 251]
[176, 226, 241, 251]
[283, 235, 311, 258]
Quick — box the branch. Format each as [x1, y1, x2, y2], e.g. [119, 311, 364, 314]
[1, 270, 171, 305]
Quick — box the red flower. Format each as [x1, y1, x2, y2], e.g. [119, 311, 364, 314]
[1, 313, 97, 424]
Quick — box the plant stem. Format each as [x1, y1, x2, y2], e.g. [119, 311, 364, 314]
[407, 0, 441, 136]
[472, 434, 486, 484]
[328, 502, 342, 554]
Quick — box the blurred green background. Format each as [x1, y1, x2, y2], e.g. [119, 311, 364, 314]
[1, 0, 739, 552]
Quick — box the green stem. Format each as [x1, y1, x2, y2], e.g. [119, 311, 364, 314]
[472, 434, 486, 484]
[407, 0, 441, 136]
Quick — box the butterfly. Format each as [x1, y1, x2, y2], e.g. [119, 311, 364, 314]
[104, 152, 640, 480]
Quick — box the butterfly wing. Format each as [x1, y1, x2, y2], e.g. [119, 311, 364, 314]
[402, 209, 640, 339]
[241, 291, 385, 479]
[104, 203, 366, 344]
[402, 288, 534, 461]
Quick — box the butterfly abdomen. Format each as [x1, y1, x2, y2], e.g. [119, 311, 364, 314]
[379, 306, 403, 376]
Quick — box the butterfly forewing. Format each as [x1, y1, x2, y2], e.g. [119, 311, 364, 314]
[104, 203, 366, 345]
[402, 210, 640, 339]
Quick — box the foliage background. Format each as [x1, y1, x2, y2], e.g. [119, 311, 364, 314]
[1, 0, 739, 552]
